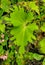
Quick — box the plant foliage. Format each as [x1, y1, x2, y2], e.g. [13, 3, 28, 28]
[0, 0, 45, 65]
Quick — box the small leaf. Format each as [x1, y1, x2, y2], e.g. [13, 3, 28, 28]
[26, 11, 34, 23]
[0, 8, 3, 18]
[43, 0, 45, 2]
[0, 24, 5, 32]
[33, 53, 43, 60]
[41, 23, 45, 32]
[28, 52, 34, 60]
[39, 38, 45, 54]
[0, 45, 4, 55]
[29, 2, 39, 14]
[43, 58, 45, 65]
[1, 0, 10, 12]
[19, 46, 25, 54]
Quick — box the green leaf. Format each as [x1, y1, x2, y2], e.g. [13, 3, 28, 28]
[11, 23, 38, 45]
[26, 11, 34, 23]
[0, 19, 2, 23]
[16, 55, 24, 65]
[10, 6, 26, 26]
[2, 41, 7, 46]
[19, 46, 25, 54]
[11, 0, 16, 4]
[11, 22, 38, 55]
[43, 58, 45, 65]
[0, 8, 3, 18]
[33, 53, 43, 60]
[1, 0, 10, 12]
[29, 2, 39, 14]
[26, 52, 43, 61]
[0, 24, 5, 32]
[39, 38, 45, 54]
[43, 0, 45, 2]
[10, 6, 38, 55]
[4, 33, 8, 40]
[0, 45, 4, 55]
[41, 23, 45, 32]
[10, 6, 34, 26]
[8, 51, 14, 59]
[28, 52, 34, 60]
